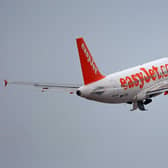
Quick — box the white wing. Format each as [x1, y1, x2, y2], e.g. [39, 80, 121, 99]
[4, 80, 80, 94]
[145, 80, 168, 97]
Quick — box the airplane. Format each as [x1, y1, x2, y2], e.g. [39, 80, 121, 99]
[4, 37, 168, 111]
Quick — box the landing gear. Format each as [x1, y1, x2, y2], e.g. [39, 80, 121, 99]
[130, 99, 152, 111]
[137, 101, 146, 111]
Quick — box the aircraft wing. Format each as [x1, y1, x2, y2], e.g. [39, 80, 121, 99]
[4, 80, 80, 94]
[145, 80, 168, 97]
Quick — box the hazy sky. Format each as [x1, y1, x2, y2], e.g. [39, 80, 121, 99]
[1, 0, 168, 167]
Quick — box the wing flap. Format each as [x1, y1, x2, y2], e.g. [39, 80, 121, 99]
[146, 87, 168, 96]
[145, 81, 168, 97]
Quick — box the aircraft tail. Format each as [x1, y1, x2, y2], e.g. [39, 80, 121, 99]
[76, 37, 105, 85]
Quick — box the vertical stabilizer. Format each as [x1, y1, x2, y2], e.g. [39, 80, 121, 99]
[76, 38, 105, 85]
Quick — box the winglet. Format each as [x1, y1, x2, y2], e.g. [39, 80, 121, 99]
[4, 80, 8, 87]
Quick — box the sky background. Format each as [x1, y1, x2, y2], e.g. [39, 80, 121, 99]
[1, 0, 168, 167]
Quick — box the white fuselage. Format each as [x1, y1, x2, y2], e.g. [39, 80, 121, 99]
[78, 58, 168, 103]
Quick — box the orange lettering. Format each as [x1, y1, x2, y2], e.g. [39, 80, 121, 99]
[120, 78, 128, 90]
[136, 72, 144, 89]
[152, 66, 162, 79]
[149, 69, 156, 80]
[140, 67, 150, 83]
[131, 74, 139, 87]
[126, 76, 134, 88]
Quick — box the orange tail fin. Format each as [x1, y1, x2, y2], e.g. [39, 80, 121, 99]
[76, 37, 105, 85]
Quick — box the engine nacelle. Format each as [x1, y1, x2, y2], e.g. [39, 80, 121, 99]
[143, 99, 152, 105]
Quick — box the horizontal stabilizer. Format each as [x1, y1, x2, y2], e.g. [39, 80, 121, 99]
[3, 80, 80, 94]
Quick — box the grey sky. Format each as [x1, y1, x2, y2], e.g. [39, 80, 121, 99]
[1, 0, 168, 167]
